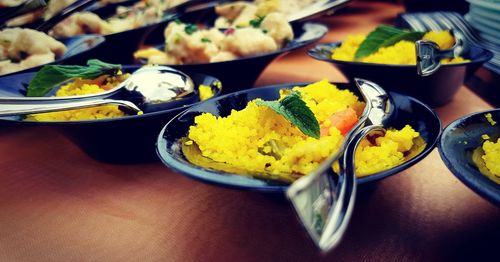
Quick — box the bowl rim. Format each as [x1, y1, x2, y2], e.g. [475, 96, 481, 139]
[137, 22, 329, 67]
[438, 108, 500, 205]
[308, 41, 494, 68]
[156, 81, 442, 192]
[0, 66, 223, 125]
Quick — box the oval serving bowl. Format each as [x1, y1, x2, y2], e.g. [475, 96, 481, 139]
[438, 109, 500, 205]
[0, 34, 105, 77]
[138, 5, 328, 93]
[308, 42, 493, 108]
[156, 82, 442, 192]
[0, 65, 222, 163]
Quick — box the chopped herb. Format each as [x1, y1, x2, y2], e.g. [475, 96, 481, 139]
[184, 24, 198, 35]
[201, 37, 211, 43]
[256, 91, 320, 139]
[354, 25, 425, 59]
[249, 16, 265, 28]
[174, 18, 182, 24]
[26, 59, 121, 97]
[235, 25, 244, 29]
[262, 29, 268, 34]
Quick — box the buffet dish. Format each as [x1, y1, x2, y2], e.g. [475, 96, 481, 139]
[439, 109, 500, 206]
[308, 25, 493, 107]
[0, 64, 222, 163]
[156, 81, 442, 192]
[135, 7, 328, 91]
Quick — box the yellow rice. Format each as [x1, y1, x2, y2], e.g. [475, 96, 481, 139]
[27, 74, 218, 121]
[331, 30, 468, 64]
[482, 138, 500, 182]
[27, 75, 127, 121]
[186, 80, 422, 182]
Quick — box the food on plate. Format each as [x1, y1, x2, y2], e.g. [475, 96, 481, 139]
[50, 0, 187, 37]
[0, 28, 66, 75]
[331, 25, 468, 64]
[183, 80, 425, 183]
[472, 137, 500, 184]
[134, 13, 294, 64]
[471, 114, 499, 184]
[214, 0, 317, 28]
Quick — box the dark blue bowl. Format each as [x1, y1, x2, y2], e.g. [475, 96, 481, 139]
[0, 65, 222, 163]
[0, 34, 105, 77]
[139, 6, 328, 93]
[156, 82, 442, 192]
[140, 22, 328, 93]
[438, 109, 500, 205]
[308, 42, 493, 108]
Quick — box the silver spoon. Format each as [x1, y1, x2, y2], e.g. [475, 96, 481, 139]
[286, 78, 393, 252]
[416, 30, 467, 76]
[0, 65, 195, 117]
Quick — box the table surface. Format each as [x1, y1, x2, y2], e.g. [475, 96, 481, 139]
[1, 1, 499, 261]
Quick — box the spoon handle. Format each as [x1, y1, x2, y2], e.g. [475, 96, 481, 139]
[318, 125, 384, 251]
[0, 99, 140, 117]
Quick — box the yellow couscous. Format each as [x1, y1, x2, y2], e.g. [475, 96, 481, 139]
[27, 73, 218, 121]
[27, 75, 129, 121]
[482, 138, 500, 182]
[331, 30, 468, 65]
[184, 80, 424, 182]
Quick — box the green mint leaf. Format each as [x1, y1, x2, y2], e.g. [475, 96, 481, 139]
[354, 25, 425, 59]
[26, 59, 121, 97]
[256, 91, 320, 139]
[184, 24, 198, 35]
[249, 16, 265, 28]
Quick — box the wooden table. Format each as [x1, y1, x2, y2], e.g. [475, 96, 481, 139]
[1, 1, 499, 261]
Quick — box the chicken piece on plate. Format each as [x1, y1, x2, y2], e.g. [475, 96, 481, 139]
[220, 27, 278, 57]
[51, 12, 114, 37]
[164, 22, 225, 64]
[260, 12, 294, 48]
[0, 28, 66, 75]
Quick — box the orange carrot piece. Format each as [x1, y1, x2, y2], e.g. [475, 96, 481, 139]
[321, 108, 359, 136]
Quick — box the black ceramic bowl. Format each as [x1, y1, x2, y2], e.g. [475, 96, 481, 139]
[156, 82, 442, 192]
[0, 34, 105, 77]
[0, 65, 222, 163]
[137, 5, 328, 93]
[438, 109, 500, 205]
[308, 42, 493, 108]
